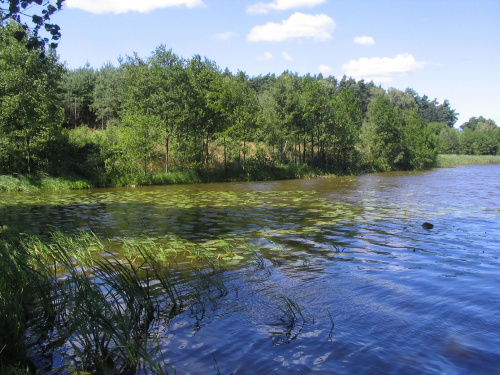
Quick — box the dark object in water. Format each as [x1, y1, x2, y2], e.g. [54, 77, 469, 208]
[422, 222, 434, 229]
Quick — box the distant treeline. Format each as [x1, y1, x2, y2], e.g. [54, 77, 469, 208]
[1, 22, 499, 186]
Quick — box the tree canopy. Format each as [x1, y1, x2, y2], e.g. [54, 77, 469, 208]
[1, 17, 498, 185]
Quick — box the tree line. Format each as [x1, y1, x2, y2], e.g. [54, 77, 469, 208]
[1, 21, 499, 185]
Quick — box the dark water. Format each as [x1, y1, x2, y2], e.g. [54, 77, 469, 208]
[2, 165, 500, 374]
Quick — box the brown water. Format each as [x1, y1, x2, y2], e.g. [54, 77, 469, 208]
[2, 165, 500, 374]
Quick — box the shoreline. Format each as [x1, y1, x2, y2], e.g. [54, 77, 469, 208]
[2, 154, 500, 193]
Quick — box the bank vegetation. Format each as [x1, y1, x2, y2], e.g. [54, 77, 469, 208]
[1, 21, 499, 192]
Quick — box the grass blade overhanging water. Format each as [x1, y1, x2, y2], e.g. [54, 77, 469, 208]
[0, 230, 238, 374]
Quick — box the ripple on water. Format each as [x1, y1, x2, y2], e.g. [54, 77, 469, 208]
[2, 165, 500, 373]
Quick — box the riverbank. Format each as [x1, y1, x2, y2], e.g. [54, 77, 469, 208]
[435, 154, 500, 168]
[0, 164, 328, 192]
[3, 154, 500, 193]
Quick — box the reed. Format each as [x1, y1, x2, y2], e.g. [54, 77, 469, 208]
[0, 230, 234, 374]
[275, 296, 306, 343]
[436, 154, 500, 168]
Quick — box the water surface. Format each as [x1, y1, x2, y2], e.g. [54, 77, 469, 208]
[2, 165, 500, 374]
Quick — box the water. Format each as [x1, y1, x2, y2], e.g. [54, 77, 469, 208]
[2, 165, 500, 374]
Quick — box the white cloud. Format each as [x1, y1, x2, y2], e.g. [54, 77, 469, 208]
[248, 12, 335, 42]
[319, 64, 332, 75]
[247, 0, 326, 15]
[354, 36, 375, 45]
[257, 51, 273, 61]
[342, 53, 427, 83]
[282, 51, 293, 61]
[214, 31, 237, 40]
[66, 0, 206, 14]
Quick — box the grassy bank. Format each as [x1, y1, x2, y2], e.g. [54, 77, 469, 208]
[0, 163, 328, 192]
[0, 174, 92, 192]
[5, 155, 500, 193]
[436, 154, 500, 168]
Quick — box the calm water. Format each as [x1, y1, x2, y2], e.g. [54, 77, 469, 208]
[2, 165, 500, 374]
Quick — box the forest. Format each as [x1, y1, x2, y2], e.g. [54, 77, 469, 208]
[1, 20, 499, 187]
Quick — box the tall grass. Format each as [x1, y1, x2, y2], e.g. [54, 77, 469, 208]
[1, 162, 332, 192]
[0, 174, 91, 192]
[436, 154, 500, 168]
[0, 230, 233, 374]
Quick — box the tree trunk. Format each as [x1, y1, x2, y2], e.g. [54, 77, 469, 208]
[310, 132, 314, 164]
[223, 137, 227, 178]
[165, 136, 169, 173]
[26, 137, 31, 175]
[205, 135, 210, 165]
[243, 139, 246, 171]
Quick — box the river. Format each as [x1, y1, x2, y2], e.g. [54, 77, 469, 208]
[2, 164, 499, 374]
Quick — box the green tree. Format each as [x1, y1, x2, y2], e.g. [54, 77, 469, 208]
[437, 127, 460, 154]
[0, 22, 64, 174]
[182, 55, 225, 166]
[386, 88, 417, 111]
[460, 128, 499, 155]
[406, 89, 457, 127]
[148, 46, 189, 172]
[91, 62, 124, 128]
[460, 116, 497, 131]
[301, 74, 328, 165]
[329, 89, 362, 170]
[459, 117, 498, 155]
[61, 63, 97, 128]
[400, 110, 437, 169]
[361, 95, 403, 171]
[105, 110, 162, 179]
[260, 71, 302, 164]
[216, 70, 259, 172]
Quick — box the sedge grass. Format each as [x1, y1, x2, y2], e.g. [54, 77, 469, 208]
[0, 230, 238, 374]
[436, 154, 500, 168]
[0, 174, 91, 192]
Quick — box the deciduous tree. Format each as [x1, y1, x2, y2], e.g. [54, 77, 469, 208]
[0, 22, 64, 174]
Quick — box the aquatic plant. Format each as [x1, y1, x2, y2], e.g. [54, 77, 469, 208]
[272, 296, 306, 345]
[0, 230, 241, 373]
[327, 309, 335, 341]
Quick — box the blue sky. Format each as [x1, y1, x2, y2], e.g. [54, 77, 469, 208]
[52, 0, 500, 127]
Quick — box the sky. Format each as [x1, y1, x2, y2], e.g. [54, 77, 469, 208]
[50, 0, 500, 127]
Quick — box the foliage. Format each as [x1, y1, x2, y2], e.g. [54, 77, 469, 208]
[459, 117, 499, 155]
[460, 116, 497, 131]
[0, 0, 64, 50]
[361, 96, 404, 171]
[3, 26, 496, 184]
[0, 173, 91, 192]
[0, 22, 64, 174]
[406, 89, 458, 127]
[60, 62, 98, 128]
[91, 62, 123, 128]
[460, 128, 499, 155]
[400, 110, 437, 169]
[438, 126, 461, 154]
